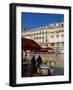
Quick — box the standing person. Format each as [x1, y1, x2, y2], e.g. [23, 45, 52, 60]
[31, 55, 36, 76]
[37, 55, 42, 67]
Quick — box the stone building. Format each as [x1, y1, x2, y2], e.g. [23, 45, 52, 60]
[22, 22, 64, 51]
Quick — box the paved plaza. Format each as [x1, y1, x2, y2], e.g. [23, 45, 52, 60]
[22, 53, 64, 77]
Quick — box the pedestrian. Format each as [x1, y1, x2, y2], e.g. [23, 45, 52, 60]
[31, 55, 36, 76]
[36, 55, 42, 67]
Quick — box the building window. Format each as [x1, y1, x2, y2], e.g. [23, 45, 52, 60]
[56, 35, 59, 38]
[60, 29, 64, 32]
[62, 42, 64, 46]
[56, 42, 60, 46]
[61, 24, 64, 27]
[51, 35, 54, 38]
[61, 34, 64, 37]
[51, 43, 54, 46]
[56, 31, 59, 33]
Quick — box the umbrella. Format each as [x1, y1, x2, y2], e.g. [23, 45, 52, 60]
[22, 38, 53, 52]
[22, 38, 41, 51]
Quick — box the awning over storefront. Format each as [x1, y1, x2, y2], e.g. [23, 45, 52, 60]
[22, 38, 41, 51]
[22, 38, 53, 51]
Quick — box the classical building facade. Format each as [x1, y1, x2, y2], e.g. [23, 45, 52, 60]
[22, 22, 64, 51]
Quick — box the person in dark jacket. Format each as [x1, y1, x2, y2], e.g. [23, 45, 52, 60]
[36, 55, 42, 67]
[31, 55, 36, 76]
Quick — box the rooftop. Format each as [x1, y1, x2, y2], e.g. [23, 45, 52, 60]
[22, 22, 64, 32]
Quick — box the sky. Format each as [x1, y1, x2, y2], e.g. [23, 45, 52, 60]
[21, 12, 64, 30]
